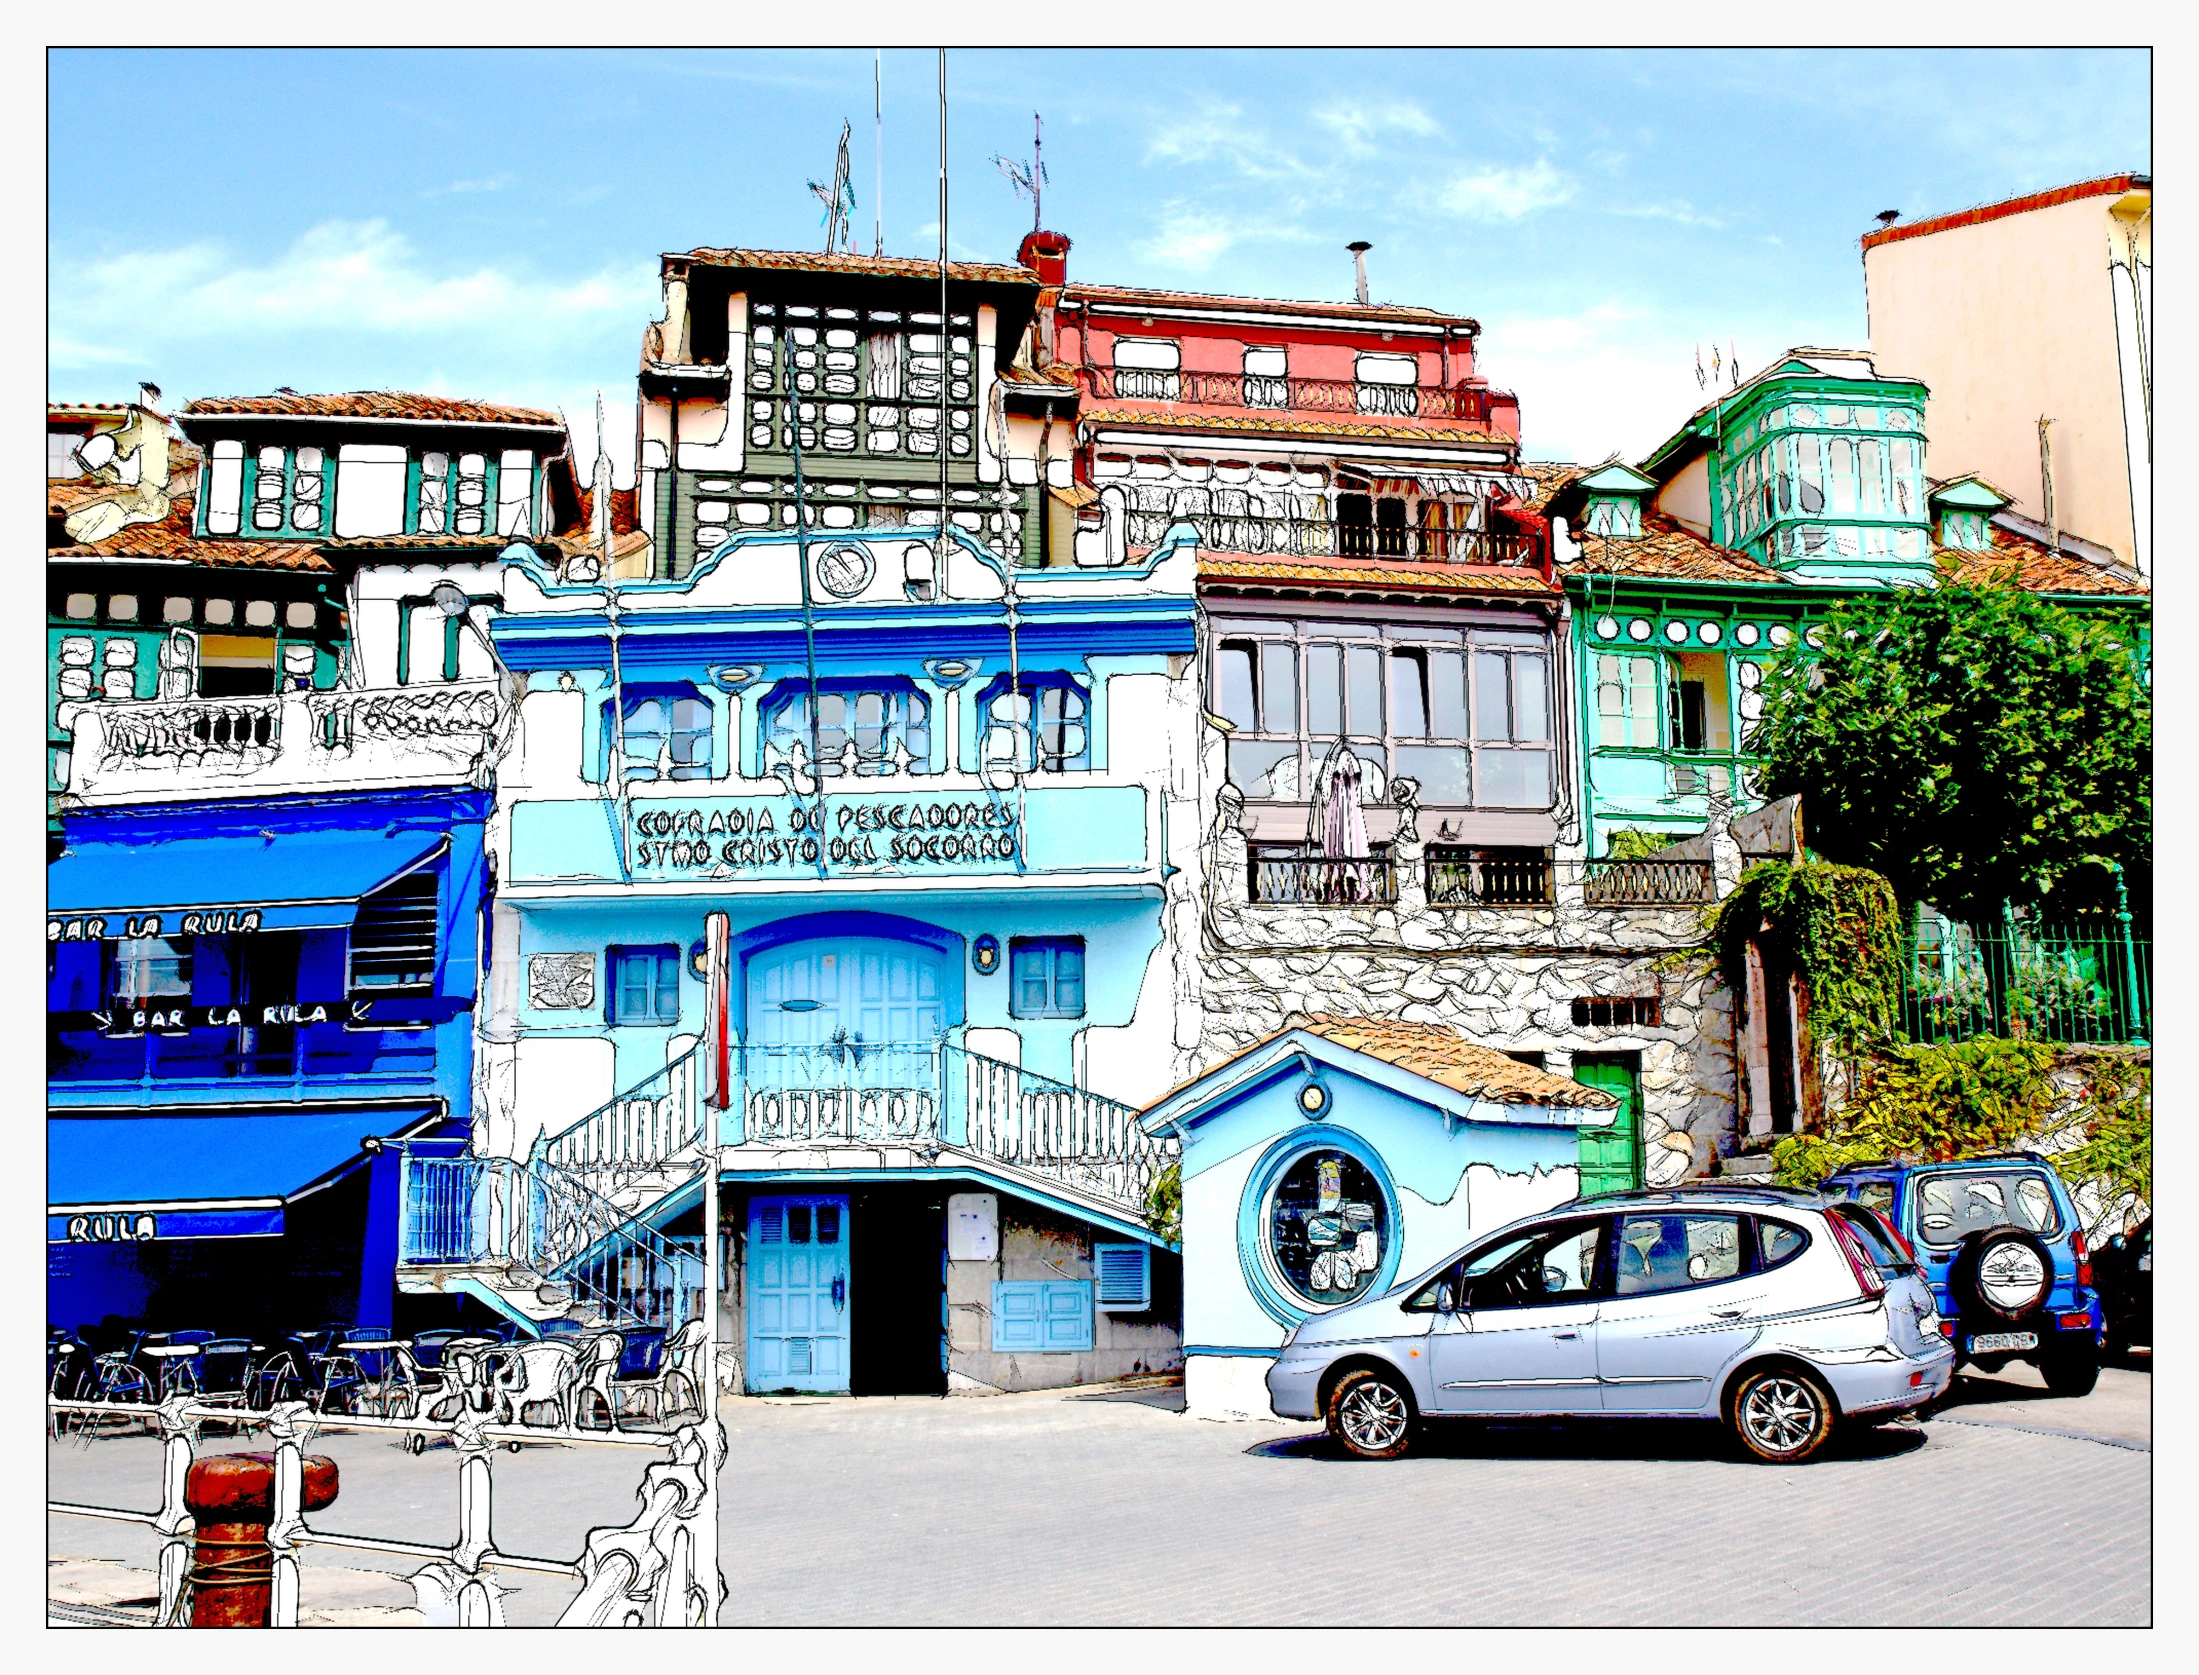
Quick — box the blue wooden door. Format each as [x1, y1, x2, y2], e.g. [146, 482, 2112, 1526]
[748, 937, 945, 1049]
[746, 1195, 851, 1393]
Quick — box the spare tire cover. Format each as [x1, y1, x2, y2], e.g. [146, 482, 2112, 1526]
[1953, 1227, 2055, 1321]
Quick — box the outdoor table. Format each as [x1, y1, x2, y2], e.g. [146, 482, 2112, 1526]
[142, 1341, 205, 1398]
[335, 1338, 413, 1415]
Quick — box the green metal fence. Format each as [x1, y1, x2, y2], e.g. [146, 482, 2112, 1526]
[1899, 919, 2151, 1046]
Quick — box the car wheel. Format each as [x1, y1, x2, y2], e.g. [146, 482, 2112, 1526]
[1325, 1367, 1417, 1460]
[1951, 1227, 2055, 1322]
[2039, 1348, 2100, 1397]
[1729, 1365, 1838, 1464]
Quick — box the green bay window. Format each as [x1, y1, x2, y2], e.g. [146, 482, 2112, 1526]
[249, 445, 326, 533]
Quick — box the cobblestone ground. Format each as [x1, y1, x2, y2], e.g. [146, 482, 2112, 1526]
[50, 1360, 2148, 1627]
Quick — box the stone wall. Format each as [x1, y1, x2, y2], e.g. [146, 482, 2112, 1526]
[1196, 788, 1740, 1184]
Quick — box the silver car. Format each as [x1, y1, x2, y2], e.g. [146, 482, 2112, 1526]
[1266, 1186, 1955, 1463]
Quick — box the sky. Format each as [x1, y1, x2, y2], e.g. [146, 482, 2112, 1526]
[48, 46, 2151, 480]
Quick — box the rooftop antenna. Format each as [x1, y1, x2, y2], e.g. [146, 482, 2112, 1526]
[809, 120, 856, 255]
[1875, 210, 1901, 228]
[1347, 241, 1372, 305]
[993, 111, 1047, 234]
[874, 50, 884, 256]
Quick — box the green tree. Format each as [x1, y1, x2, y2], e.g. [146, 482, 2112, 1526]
[1755, 582, 2149, 923]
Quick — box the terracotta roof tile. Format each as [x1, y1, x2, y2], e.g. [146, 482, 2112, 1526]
[1079, 405, 1509, 447]
[1940, 526, 2148, 597]
[48, 496, 330, 571]
[1861, 175, 2147, 250]
[1065, 281, 1466, 330]
[182, 391, 563, 426]
[673, 247, 1038, 287]
[1558, 513, 1788, 585]
[1288, 1014, 1618, 1107]
[1517, 462, 1582, 511]
[1198, 555, 1557, 597]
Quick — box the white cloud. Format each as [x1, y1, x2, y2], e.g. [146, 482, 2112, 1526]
[53, 220, 652, 343]
[1136, 204, 1239, 272]
[49, 337, 145, 369]
[1145, 102, 1324, 187]
[426, 173, 513, 197]
[1607, 199, 1728, 230]
[1313, 100, 1442, 156]
[1437, 158, 1576, 222]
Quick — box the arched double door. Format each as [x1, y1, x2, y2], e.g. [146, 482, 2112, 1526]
[745, 936, 946, 1049]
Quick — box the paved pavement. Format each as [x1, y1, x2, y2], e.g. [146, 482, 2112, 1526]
[49, 1358, 2149, 1627]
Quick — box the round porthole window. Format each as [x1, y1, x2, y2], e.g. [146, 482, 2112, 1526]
[1769, 624, 1794, 648]
[1265, 1148, 1390, 1307]
[1595, 615, 1619, 639]
[1697, 621, 1722, 644]
[1734, 622, 1760, 647]
[1664, 620, 1690, 643]
[1626, 619, 1653, 642]
[1298, 1081, 1328, 1115]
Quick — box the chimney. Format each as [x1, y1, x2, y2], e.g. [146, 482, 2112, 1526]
[1347, 241, 1372, 306]
[1019, 228, 1071, 286]
[136, 381, 162, 412]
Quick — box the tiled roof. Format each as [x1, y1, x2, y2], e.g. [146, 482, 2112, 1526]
[1001, 363, 1081, 390]
[1517, 461, 1581, 511]
[672, 247, 1038, 287]
[1065, 281, 1466, 330]
[1558, 513, 1790, 586]
[48, 496, 329, 571]
[1940, 526, 2148, 598]
[1861, 174, 2148, 251]
[182, 391, 564, 426]
[1079, 405, 1510, 447]
[1287, 1014, 1618, 1107]
[1198, 555, 1557, 597]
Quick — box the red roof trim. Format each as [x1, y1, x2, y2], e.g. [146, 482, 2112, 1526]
[1862, 175, 2147, 250]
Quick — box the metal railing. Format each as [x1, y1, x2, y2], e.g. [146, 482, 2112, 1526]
[401, 1155, 703, 1330]
[1084, 365, 1496, 424]
[44, 1395, 723, 1627]
[1426, 856, 1717, 908]
[960, 1047, 1175, 1212]
[1899, 922, 2151, 1046]
[540, 1046, 705, 1177]
[1249, 852, 1399, 906]
[48, 1017, 439, 1091]
[745, 1041, 944, 1145]
[1124, 507, 1539, 567]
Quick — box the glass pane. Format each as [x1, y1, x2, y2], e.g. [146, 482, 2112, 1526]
[1473, 652, 1511, 740]
[1226, 738, 1300, 800]
[789, 1205, 812, 1244]
[1476, 748, 1551, 808]
[1053, 944, 1084, 1014]
[1392, 742, 1470, 804]
[1389, 650, 1429, 738]
[1345, 646, 1381, 738]
[1259, 642, 1297, 735]
[1305, 644, 1342, 736]
[1428, 650, 1466, 739]
[1859, 438, 1884, 513]
[1216, 644, 1256, 732]
[1512, 656, 1550, 742]
[1615, 1215, 1743, 1295]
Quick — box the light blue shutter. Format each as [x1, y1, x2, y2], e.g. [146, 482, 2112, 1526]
[992, 1283, 1044, 1351]
[1042, 1282, 1093, 1351]
[1093, 1243, 1150, 1311]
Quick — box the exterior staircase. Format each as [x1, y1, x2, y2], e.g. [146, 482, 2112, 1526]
[399, 1036, 1179, 1333]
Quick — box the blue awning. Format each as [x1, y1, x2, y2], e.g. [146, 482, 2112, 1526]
[47, 1105, 443, 1241]
[47, 829, 448, 935]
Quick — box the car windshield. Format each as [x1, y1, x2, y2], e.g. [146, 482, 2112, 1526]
[1911, 1170, 2060, 1248]
[1822, 1177, 1895, 1219]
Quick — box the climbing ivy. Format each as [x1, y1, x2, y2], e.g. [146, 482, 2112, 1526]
[1604, 827, 1683, 862]
[1143, 1161, 1182, 1246]
[1704, 859, 1904, 1056]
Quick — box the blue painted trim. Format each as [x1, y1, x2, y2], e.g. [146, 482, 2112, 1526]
[1235, 1126, 1405, 1331]
[724, 910, 966, 1038]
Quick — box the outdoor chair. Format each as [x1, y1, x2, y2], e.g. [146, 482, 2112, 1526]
[569, 1331, 625, 1430]
[194, 1339, 257, 1409]
[608, 1326, 668, 1420]
[156, 1329, 217, 1398]
[90, 1329, 156, 1405]
[488, 1338, 583, 1431]
[419, 1336, 503, 1430]
[624, 1319, 709, 1422]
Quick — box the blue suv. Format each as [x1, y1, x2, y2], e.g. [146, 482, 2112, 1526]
[1820, 1153, 2103, 1396]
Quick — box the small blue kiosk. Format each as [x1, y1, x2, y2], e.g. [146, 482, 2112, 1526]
[1138, 1014, 1618, 1418]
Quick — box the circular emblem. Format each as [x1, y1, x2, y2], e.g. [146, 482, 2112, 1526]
[815, 543, 875, 598]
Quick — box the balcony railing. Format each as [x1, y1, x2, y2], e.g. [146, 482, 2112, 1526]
[1125, 508, 1539, 567]
[1085, 365, 1496, 425]
[1249, 852, 1399, 906]
[65, 680, 505, 803]
[1899, 922, 2151, 1046]
[1427, 856, 1717, 908]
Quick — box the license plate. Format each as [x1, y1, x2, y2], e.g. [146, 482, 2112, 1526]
[1969, 1331, 2037, 1354]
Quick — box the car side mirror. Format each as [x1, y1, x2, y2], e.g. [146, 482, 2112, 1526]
[1436, 1283, 1456, 1314]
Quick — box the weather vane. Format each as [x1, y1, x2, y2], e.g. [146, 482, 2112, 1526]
[993, 111, 1047, 233]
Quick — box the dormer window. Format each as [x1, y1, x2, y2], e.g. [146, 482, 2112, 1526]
[1940, 509, 1991, 550]
[1584, 497, 1642, 539]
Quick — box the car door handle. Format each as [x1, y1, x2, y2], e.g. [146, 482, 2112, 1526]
[1710, 1307, 1749, 1319]
[1552, 1330, 1580, 1340]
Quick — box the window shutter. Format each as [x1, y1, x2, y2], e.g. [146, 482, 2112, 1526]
[992, 1283, 1044, 1351]
[992, 1281, 1094, 1351]
[1043, 1282, 1094, 1350]
[349, 870, 439, 992]
[1094, 1243, 1151, 1312]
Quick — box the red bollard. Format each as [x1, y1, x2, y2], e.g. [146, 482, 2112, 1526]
[183, 1452, 339, 1626]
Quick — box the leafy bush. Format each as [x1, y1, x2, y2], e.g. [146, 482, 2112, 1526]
[1143, 1161, 1182, 1245]
[1705, 858, 1903, 1056]
[1604, 827, 1687, 862]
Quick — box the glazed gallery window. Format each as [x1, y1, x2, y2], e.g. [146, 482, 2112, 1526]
[980, 674, 1090, 773]
[1594, 655, 1660, 748]
[1267, 1149, 1389, 1305]
[249, 446, 327, 533]
[107, 934, 191, 1007]
[1213, 619, 1553, 809]
[761, 683, 932, 777]
[748, 304, 974, 456]
[608, 945, 681, 1026]
[610, 689, 713, 781]
[1009, 937, 1085, 1019]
